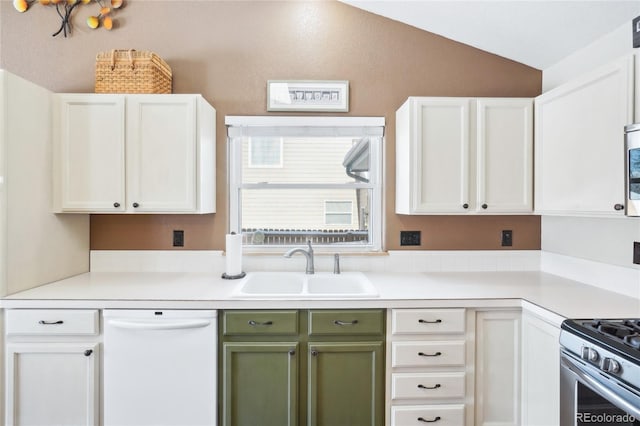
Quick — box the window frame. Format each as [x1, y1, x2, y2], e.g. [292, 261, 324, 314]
[226, 116, 384, 252]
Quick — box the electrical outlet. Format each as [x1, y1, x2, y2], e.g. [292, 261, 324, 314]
[634, 241, 640, 265]
[501, 230, 513, 247]
[173, 230, 184, 247]
[400, 231, 421, 246]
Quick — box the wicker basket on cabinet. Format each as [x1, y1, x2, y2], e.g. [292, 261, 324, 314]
[95, 49, 172, 94]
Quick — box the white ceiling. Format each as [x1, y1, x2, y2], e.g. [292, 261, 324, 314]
[339, 1, 640, 70]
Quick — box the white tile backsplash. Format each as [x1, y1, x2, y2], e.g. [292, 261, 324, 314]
[91, 250, 540, 273]
[540, 251, 640, 299]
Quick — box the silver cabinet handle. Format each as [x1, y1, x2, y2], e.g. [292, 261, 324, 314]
[418, 351, 442, 357]
[310, 349, 318, 356]
[417, 384, 441, 390]
[418, 319, 442, 324]
[614, 204, 624, 211]
[288, 349, 296, 356]
[334, 319, 359, 326]
[248, 320, 273, 326]
[39, 320, 64, 325]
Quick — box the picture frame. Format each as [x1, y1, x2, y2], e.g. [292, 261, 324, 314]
[267, 80, 349, 112]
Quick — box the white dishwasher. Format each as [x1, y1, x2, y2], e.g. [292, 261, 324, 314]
[103, 309, 217, 426]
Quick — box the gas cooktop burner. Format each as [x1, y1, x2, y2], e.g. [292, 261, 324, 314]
[582, 319, 640, 352]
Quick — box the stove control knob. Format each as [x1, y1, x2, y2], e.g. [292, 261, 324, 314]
[601, 358, 621, 374]
[588, 348, 599, 363]
[581, 346, 590, 360]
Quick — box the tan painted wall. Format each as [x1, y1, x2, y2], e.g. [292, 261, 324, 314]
[0, 0, 542, 251]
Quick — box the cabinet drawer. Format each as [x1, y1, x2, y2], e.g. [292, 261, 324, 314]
[391, 404, 465, 426]
[391, 372, 465, 400]
[392, 309, 465, 334]
[392, 341, 465, 367]
[308, 309, 384, 336]
[5, 310, 99, 336]
[223, 310, 298, 335]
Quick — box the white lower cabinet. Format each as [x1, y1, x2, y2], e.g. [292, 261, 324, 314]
[521, 310, 560, 426]
[4, 309, 100, 426]
[475, 310, 522, 426]
[391, 404, 466, 426]
[387, 308, 474, 426]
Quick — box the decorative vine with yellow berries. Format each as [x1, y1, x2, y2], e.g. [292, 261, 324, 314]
[13, 0, 124, 38]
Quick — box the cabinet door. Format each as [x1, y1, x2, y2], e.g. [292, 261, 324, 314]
[405, 98, 471, 213]
[126, 95, 197, 212]
[476, 98, 533, 213]
[535, 55, 633, 216]
[475, 311, 521, 426]
[5, 342, 99, 426]
[55, 94, 125, 212]
[521, 313, 560, 426]
[307, 342, 384, 426]
[222, 342, 298, 426]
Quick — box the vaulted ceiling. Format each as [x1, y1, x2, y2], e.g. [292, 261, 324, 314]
[340, 1, 640, 69]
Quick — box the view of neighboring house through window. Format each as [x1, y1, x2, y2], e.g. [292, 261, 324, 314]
[248, 137, 283, 168]
[324, 201, 353, 225]
[227, 116, 384, 251]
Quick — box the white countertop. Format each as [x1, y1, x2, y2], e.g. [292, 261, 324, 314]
[2, 271, 638, 326]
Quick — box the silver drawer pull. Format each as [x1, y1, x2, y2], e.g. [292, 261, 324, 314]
[417, 384, 441, 390]
[418, 351, 442, 357]
[334, 319, 359, 326]
[38, 320, 64, 325]
[418, 319, 442, 324]
[248, 320, 273, 326]
[418, 416, 441, 423]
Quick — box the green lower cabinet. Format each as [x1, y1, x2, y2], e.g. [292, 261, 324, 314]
[307, 342, 384, 426]
[222, 342, 298, 426]
[219, 309, 385, 426]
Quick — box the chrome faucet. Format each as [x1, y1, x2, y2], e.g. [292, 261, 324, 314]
[284, 241, 315, 274]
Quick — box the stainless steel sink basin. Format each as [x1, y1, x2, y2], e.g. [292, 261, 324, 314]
[233, 272, 378, 298]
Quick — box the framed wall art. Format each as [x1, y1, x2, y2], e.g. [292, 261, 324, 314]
[267, 80, 349, 112]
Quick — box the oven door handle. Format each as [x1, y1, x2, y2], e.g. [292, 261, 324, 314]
[561, 355, 640, 419]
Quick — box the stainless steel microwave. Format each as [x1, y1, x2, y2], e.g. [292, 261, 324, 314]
[626, 123, 640, 216]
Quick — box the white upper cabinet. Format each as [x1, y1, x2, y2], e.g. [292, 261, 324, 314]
[534, 55, 634, 216]
[53, 94, 216, 214]
[396, 97, 533, 215]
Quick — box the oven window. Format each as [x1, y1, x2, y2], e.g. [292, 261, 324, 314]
[630, 148, 640, 200]
[577, 382, 639, 425]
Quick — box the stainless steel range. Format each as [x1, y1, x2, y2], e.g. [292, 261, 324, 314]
[560, 319, 640, 425]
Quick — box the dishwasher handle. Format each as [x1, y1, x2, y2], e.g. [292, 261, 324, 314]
[107, 319, 212, 331]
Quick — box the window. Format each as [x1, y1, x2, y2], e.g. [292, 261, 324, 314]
[248, 137, 283, 168]
[227, 116, 384, 251]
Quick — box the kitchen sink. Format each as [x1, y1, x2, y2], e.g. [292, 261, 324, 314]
[233, 272, 378, 298]
[237, 272, 305, 295]
[306, 273, 378, 296]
